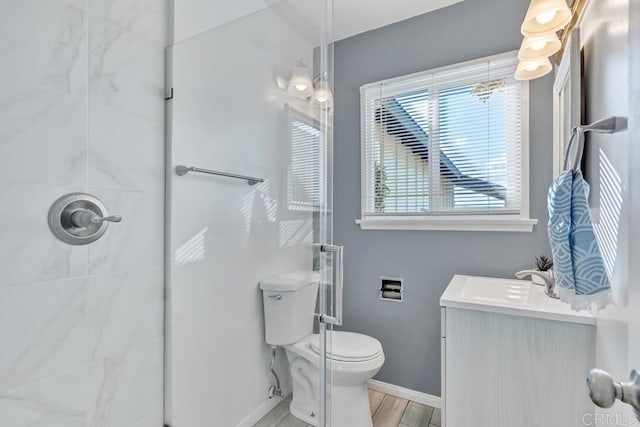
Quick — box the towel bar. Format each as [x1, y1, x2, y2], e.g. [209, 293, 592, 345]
[175, 165, 264, 186]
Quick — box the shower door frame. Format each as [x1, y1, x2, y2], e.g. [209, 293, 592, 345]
[316, 1, 336, 425]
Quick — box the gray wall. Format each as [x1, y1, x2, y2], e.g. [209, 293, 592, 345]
[333, 0, 554, 396]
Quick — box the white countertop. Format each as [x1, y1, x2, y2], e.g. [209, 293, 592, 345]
[440, 275, 596, 326]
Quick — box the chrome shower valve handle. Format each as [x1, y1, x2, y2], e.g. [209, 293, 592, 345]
[93, 214, 122, 224]
[70, 209, 122, 228]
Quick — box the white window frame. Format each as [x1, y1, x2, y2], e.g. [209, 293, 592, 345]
[356, 51, 537, 232]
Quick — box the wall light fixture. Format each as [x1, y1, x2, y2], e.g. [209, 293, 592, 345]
[515, 0, 587, 80]
[521, 0, 572, 37]
[287, 59, 314, 99]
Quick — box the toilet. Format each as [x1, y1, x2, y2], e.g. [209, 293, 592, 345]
[260, 271, 385, 427]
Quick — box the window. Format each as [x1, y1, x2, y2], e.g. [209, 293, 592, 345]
[288, 107, 321, 211]
[358, 52, 537, 232]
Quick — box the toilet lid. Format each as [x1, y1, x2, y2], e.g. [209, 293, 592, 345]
[310, 332, 382, 362]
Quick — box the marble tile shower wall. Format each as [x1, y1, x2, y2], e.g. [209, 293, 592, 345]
[0, 1, 167, 426]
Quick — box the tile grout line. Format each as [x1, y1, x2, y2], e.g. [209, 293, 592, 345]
[0, 263, 165, 290]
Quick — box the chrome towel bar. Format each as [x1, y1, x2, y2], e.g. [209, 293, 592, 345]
[175, 165, 264, 186]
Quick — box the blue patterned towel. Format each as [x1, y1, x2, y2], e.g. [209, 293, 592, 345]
[548, 169, 611, 310]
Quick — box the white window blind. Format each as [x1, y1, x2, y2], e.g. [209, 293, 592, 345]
[288, 109, 321, 211]
[361, 53, 527, 220]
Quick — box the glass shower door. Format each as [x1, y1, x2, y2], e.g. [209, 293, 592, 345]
[316, 1, 337, 426]
[165, 1, 335, 426]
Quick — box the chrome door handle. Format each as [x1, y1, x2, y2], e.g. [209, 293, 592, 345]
[587, 369, 640, 416]
[319, 244, 344, 326]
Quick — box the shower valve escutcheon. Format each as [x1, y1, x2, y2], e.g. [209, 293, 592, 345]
[48, 193, 122, 246]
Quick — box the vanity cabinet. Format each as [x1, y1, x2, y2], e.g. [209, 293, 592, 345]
[440, 275, 596, 427]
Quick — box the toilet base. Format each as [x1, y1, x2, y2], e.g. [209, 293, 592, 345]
[289, 383, 373, 427]
[285, 351, 377, 427]
[283, 333, 384, 427]
[289, 400, 318, 426]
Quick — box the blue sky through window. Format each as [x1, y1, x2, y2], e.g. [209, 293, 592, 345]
[396, 82, 508, 209]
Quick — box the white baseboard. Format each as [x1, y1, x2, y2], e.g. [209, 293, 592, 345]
[237, 380, 439, 426]
[236, 394, 290, 427]
[368, 379, 442, 409]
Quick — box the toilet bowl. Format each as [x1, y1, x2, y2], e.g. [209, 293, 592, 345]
[259, 271, 385, 427]
[285, 332, 384, 427]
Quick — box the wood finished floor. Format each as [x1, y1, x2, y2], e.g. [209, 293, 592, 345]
[253, 389, 441, 427]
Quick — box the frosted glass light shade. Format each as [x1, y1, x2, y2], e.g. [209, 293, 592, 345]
[514, 58, 553, 80]
[313, 79, 333, 109]
[287, 60, 314, 98]
[518, 34, 561, 61]
[521, 0, 572, 37]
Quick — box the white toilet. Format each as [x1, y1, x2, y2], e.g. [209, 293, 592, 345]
[260, 271, 385, 427]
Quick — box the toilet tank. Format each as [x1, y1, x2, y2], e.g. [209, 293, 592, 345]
[260, 270, 320, 346]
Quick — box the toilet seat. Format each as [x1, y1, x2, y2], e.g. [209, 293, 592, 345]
[309, 331, 382, 362]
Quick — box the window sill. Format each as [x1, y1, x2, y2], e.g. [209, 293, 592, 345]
[356, 216, 538, 232]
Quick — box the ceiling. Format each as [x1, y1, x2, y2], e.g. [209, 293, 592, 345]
[331, 0, 464, 41]
[174, 0, 463, 44]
